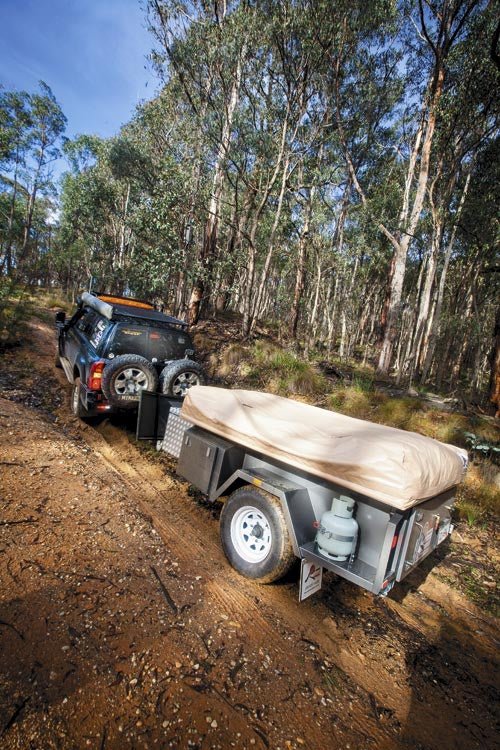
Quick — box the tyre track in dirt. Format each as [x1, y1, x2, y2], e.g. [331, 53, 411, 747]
[85, 408, 498, 750]
[84, 419, 401, 749]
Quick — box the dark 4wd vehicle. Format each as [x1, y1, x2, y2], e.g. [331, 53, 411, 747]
[55, 292, 206, 419]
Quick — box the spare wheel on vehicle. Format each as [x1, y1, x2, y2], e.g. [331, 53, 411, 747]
[101, 354, 158, 407]
[159, 359, 206, 397]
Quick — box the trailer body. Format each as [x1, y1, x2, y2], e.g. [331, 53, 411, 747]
[137, 389, 462, 597]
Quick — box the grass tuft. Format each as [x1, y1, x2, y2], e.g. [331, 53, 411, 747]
[214, 340, 326, 396]
[218, 344, 248, 376]
[0, 281, 33, 349]
[374, 397, 424, 429]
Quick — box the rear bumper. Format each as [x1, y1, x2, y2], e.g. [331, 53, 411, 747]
[80, 383, 114, 416]
[396, 489, 455, 582]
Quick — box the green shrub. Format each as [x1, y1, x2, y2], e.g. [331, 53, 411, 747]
[463, 432, 500, 464]
[328, 387, 376, 419]
[0, 280, 32, 349]
[374, 396, 423, 429]
[351, 374, 375, 393]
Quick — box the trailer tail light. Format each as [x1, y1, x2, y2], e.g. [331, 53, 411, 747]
[381, 574, 396, 595]
[88, 361, 105, 391]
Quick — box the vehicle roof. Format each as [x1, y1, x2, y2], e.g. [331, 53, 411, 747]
[111, 304, 188, 328]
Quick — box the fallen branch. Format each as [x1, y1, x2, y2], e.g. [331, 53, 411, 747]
[252, 724, 270, 748]
[1, 697, 29, 736]
[0, 517, 37, 526]
[0, 619, 24, 640]
[150, 565, 178, 614]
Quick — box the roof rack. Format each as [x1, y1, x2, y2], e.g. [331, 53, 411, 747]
[79, 292, 188, 329]
[96, 293, 155, 310]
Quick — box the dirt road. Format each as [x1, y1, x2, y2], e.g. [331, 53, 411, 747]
[0, 315, 498, 749]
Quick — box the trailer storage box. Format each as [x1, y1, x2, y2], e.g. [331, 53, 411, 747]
[177, 428, 244, 495]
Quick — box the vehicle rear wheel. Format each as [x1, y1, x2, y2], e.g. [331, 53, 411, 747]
[101, 355, 158, 408]
[219, 485, 295, 583]
[159, 359, 206, 398]
[70, 378, 91, 420]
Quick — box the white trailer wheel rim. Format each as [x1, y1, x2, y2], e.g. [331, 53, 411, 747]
[230, 505, 273, 563]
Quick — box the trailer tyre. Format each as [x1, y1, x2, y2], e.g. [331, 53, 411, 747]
[101, 354, 158, 408]
[220, 485, 295, 584]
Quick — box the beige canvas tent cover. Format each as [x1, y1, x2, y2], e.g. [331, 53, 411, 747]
[181, 387, 468, 510]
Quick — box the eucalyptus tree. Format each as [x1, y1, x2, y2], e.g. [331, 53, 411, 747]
[60, 135, 124, 291]
[404, 3, 500, 386]
[0, 89, 31, 275]
[324, 0, 485, 374]
[147, 0, 257, 322]
[17, 83, 66, 273]
[59, 124, 186, 300]
[0, 82, 66, 281]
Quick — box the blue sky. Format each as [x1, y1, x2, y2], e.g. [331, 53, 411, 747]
[0, 0, 156, 155]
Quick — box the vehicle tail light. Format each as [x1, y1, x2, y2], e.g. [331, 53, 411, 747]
[88, 361, 105, 391]
[391, 534, 399, 550]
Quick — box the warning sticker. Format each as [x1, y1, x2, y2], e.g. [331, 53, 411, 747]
[299, 560, 323, 602]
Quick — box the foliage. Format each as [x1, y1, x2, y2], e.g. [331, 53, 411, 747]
[463, 432, 500, 464]
[0, 279, 32, 348]
[0, 81, 66, 281]
[1, 2, 498, 405]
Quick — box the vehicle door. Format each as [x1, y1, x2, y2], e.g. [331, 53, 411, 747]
[64, 308, 99, 371]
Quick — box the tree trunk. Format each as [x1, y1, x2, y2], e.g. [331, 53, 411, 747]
[488, 304, 500, 416]
[407, 221, 442, 380]
[290, 184, 315, 339]
[250, 147, 292, 332]
[0, 141, 22, 276]
[17, 145, 46, 273]
[241, 106, 291, 337]
[420, 171, 471, 382]
[188, 44, 245, 324]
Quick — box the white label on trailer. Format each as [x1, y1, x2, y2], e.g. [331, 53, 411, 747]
[299, 560, 323, 602]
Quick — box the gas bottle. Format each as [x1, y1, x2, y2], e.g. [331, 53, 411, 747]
[316, 495, 358, 561]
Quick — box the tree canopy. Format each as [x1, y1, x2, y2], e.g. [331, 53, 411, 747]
[1, 1, 498, 403]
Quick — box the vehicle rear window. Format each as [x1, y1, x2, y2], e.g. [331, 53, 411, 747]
[106, 324, 192, 361]
[89, 317, 112, 350]
[76, 309, 99, 337]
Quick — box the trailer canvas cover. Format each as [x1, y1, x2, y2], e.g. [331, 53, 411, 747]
[181, 387, 468, 510]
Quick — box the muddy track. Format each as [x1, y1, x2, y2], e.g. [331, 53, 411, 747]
[93, 422, 500, 749]
[0, 315, 498, 750]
